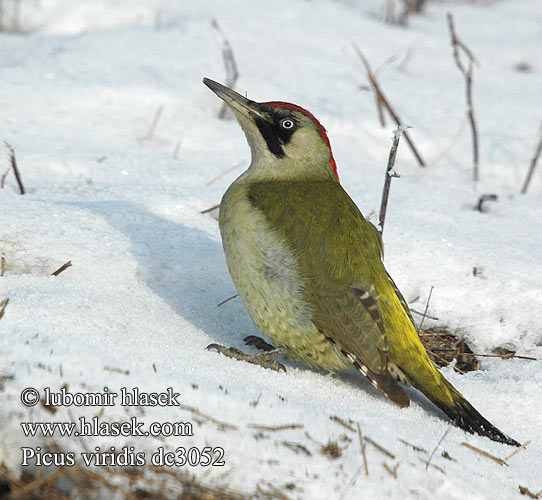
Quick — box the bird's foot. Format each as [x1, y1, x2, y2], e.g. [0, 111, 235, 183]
[243, 335, 276, 352]
[206, 343, 287, 372]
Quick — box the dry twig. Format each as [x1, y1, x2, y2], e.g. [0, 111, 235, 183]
[139, 104, 163, 142]
[521, 122, 542, 194]
[519, 485, 542, 499]
[51, 260, 72, 276]
[103, 365, 130, 375]
[357, 423, 369, 476]
[378, 125, 406, 233]
[425, 425, 451, 470]
[201, 203, 220, 214]
[330, 415, 356, 432]
[248, 423, 303, 431]
[446, 13, 480, 182]
[503, 440, 531, 465]
[383, 461, 400, 479]
[461, 442, 508, 466]
[0, 298, 8, 319]
[364, 436, 395, 459]
[206, 161, 245, 186]
[418, 286, 434, 331]
[476, 193, 498, 212]
[179, 403, 238, 430]
[4, 141, 25, 194]
[353, 43, 425, 167]
[212, 20, 239, 120]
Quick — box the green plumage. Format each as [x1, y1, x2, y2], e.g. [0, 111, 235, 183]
[204, 76, 519, 446]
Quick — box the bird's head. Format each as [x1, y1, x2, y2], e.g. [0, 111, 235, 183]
[203, 78, 338, 182]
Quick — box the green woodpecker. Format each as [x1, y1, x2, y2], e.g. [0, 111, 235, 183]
[203, 77, 519, 446]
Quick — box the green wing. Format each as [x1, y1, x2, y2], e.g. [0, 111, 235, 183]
[313, 285, 409, 408]
[247, 179, 410, 406]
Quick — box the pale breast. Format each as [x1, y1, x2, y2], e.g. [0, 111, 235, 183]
[218, 181, 350, 371]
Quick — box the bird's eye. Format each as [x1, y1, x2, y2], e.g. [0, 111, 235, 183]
[280, 118, 295, 129]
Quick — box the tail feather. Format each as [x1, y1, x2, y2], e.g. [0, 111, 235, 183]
[430, 379, 520, 447]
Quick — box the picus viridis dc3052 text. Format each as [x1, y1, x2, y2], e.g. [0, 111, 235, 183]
[203, 77, 519, 446]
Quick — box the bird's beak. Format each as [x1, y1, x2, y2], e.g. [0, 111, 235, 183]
[203, 78, 264, 119]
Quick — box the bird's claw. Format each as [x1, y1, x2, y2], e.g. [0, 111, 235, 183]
[243, 335, 276, 352]
[206, 343, 287, 372]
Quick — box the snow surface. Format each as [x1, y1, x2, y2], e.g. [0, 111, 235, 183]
[1, 0, 541, 498]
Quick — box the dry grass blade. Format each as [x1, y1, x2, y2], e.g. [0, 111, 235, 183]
[357, 423, 369, 476]
[51, 260, 72, 276]
[503, 440, 531, 464]
[330, 415, 356, 432]
[7, 467, 66, 499]
[0, 298, 8, 319]
[4, 141, 25, 194]
[364, 436, 395, 459]
[282, 440, 311, 456]
[461, 442, 508, 466]
[140, 104, 164, 142]
[418, 285, 434, 331]
[206, 161, 244, 186]
[419, 327, 480, 373]
[103, 365, 130, 375]
[179, 403, 238, 430]
[217, 293, 238, 307]
[398, 438, 427, 453]
[425, 425, 451, 470]
[200, 203, 220, 214]
[383, 461, 400, 478]
[521, 122, 542, 194]
[461, 352, 537, 361]
[248, 423, 303, 431]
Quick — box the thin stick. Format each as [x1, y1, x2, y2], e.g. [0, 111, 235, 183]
[51, 260, 72, 276]
[383, 462, 400, 478]
[357, 424, 369, 476]
[353, 44, 425, 167]
[200, 203, 220, 214]
[1, 253, 5, 276]
[418, 286, 434, 331]
[330, 415, 356, 432]
[179, 403, 238, 430]
[217, 294, 238, 307]
[364, 436, 395, 459]
[206, 161, 244, 186]
[247, 423, 303, 431]
[103, 365, 129, 375]
[0, 298, 8, 320]
[460, 352, 537, 361]
[461, 442, 508, 466]
[4, 142, 24, 194]
[212, 20, 239, 120]
[476, 193, 498, 212]
[0, 167, 9, 188]
[411, 309, 438, 321]
[141, 104, 163, 141]
[446, 13, 479, 182]
[521, 122, 542, 194]
[425, 424, 451, 470]
[378, 125, 406, 232]
[503, 440, 531, 464]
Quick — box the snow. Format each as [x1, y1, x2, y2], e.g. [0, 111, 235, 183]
[1, 0, 541, 498]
